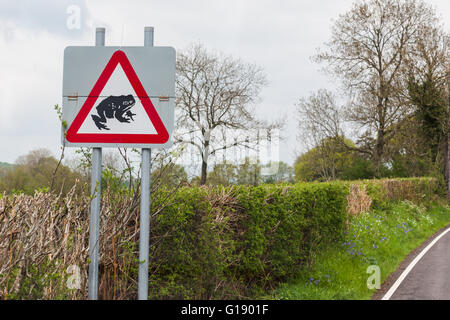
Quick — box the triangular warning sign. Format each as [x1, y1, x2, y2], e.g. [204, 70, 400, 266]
[66, 50, 169, 144]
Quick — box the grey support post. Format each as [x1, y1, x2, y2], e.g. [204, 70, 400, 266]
[138, 26, 154, 300]
[88, 27, 105, 300]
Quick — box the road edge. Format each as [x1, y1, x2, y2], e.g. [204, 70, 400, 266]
[371, 222, 450, 300]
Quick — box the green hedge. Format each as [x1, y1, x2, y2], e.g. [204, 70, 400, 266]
[146, 177, 439, 299]
[148, 182, 348, 298]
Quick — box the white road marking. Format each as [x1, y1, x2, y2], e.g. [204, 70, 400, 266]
[382, 226, 450, 300]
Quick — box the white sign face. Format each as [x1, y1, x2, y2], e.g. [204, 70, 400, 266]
[76, 63, 157, 135]
[62, 46, 175, 148]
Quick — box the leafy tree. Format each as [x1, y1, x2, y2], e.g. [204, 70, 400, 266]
[410, 78, 447, 163]
[294, 147, 323, 182]
[405, 21, 449, 179]
[207, 161, 237, 186]
[206, 158, 266, 186]
[294, 137, 375, 182]
[0, 162, 13, 169]
[236, 158, 262, 186]
[384, 21, 449, 179]
[0, 149, 82, 195]
[262, 161, 295, 184]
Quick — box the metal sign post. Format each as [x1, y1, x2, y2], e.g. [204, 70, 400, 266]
[138, 26, 154, 300]
[88, 147, 102, 300]
[88, 27, 105, 300]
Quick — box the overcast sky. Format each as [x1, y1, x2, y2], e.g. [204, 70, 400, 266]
[0, 0, 449, 166]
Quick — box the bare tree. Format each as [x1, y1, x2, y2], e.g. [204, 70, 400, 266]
[175, 43, 279, 184]
[296, 89, 360, 180]
[296, 89, 343, 146]
[405, 24, 449, 89]
[314, 0, 440, 172]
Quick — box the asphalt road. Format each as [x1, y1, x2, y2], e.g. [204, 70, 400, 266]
[389, 227, 450, 300]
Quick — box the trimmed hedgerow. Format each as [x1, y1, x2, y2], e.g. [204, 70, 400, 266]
[147, 182, 349, 299]
[0, 177, 439, 299]
[232, 183, 348, 284]
[149, 183, 334, 298]
[146, 178, 437, 299]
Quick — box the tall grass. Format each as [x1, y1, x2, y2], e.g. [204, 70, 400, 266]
[272, 201, 450, 300]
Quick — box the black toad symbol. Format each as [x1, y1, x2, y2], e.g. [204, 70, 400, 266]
[91, 95, 137, 130]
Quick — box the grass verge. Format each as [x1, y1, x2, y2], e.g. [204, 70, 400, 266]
[264, 200, 450, 300]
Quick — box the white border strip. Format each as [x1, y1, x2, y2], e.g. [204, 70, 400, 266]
[382, 226, 450, 300]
